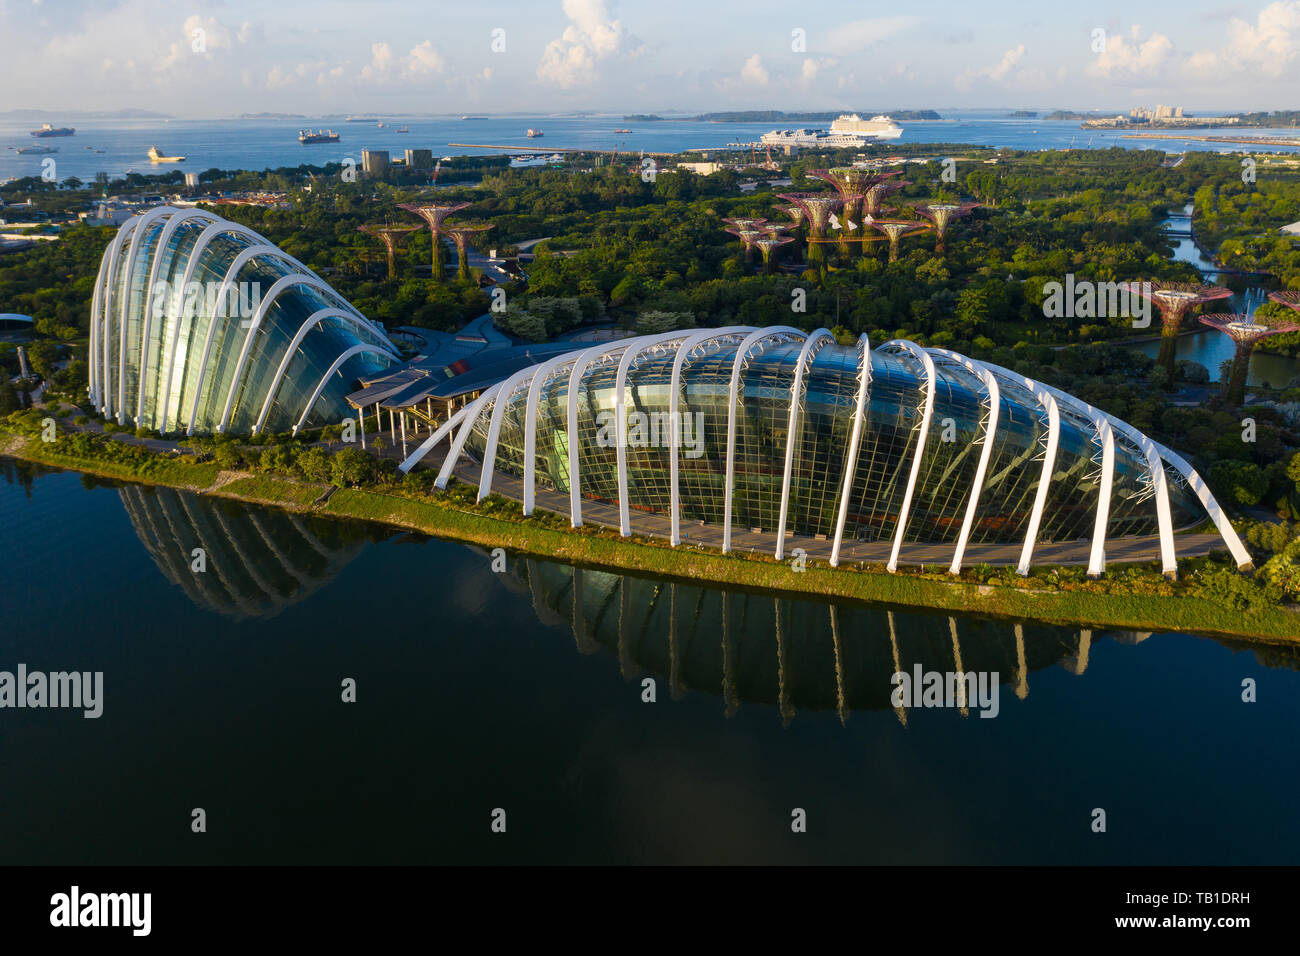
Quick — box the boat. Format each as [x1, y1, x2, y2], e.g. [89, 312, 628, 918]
[760, 113, 903, 148]
[526, 128, 543, 138]
[395, 125, 409, 133]
[30, 123, 75, 138]
[147, 146, 185, 163]
[299, 129, 340, 144]
[461, 115, 487, 120]
[345, 116, 376, 123]
[16, 145, 58, 154]
[613, 128, 631, 133]
[376, 121, 385, 128]
[93, 148, 106, 154]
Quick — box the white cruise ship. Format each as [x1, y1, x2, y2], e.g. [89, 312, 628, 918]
[760, 113, 903, 148]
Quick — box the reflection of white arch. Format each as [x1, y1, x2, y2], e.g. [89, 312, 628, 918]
[398, 403, 474, 474]
[669, 327, 752, 546]
[775, 328, 833, 560]
[290, 344, 395, 436]
[882, 340, 937, 572]
[967, 358, 1061, 576]
[927, 349, 1001, 575]
[116, 207, 175, 421]
[830, 335, 871, 568]
[566, 342, 632, 527]
[216, 272, 353, 432]
[135, 208, 220, 424]
[616, 332, 694, 536]
[522, 353, 582, 515]
[435, 384, 502, 488]
[722, 327, 803, 553]
[253, 308, 395, 435]
[478, 366, 540, 500]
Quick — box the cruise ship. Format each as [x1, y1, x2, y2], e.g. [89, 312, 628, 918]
[31, 123, 75, 138]
[760, 113, 903, 148]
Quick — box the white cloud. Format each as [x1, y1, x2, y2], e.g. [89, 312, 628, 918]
[1183, 1, 1300, 76]
[1087, 29, 1174, 78]
[741, 53, 769, 85]
[407, 40, 446, 75]
[955, 44, 1030, 90]
[537, 0, 638, 88]
[822, 16, 919, 55]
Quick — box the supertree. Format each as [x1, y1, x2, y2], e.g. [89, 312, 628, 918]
[398, 202, 470, 281]
[777, 193, 842, 265]
[866, 218, 930, 264]
[1125, 281, 1234, 382]
[914, 202, 979, 254]
[357, 224, 420, 279]
[807, 168, 901, 257]
[1199, 312, 1300, 405]
[724, 227, 766, 264]
[441, 223, 495, 281]
[754, 235, 794, 273]
[862, 178, 907, 217]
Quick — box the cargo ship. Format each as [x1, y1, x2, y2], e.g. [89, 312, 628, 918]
[16, 144, 58, 154]
[526, 128, 543, 138]
[299, 129, 340, 144]
[31, 123, 75, 138]
[147, 146, 185, 162]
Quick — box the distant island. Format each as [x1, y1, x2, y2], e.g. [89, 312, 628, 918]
[1232, 110, 1300, 128]
[623, 114, 666, 122]
[690, 109, 942, 123]
[1008, 110, 1037, 118]
[0, 108, 170, 119]
[1045, 110, 1090, 120]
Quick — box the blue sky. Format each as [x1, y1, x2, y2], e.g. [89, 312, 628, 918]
[3, 0, 1299, 115]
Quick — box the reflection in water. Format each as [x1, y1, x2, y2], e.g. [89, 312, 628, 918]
[120, 485, 381, 620]
[509, 557, 1152, 725]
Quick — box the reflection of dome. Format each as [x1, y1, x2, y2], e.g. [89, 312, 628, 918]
[119, 485, 376, 620]
[512, 557, 1134, 724]
[90, 207, 400, 436]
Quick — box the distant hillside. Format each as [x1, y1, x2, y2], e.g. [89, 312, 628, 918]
[622, 114, 666, 122]
[691, 110, 941, 123]
[0, 108, 171, 119]
[1008, 110, 1038, 118]
[1045, 111, 1089, 120]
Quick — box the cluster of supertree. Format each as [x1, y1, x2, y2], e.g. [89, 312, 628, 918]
[721, 217, 794, 272]
[1123, 281, 1234, 382]
[358, 202, 494, 281]
[752, 168, 978, 268]
[1196, 291, 1300, 405]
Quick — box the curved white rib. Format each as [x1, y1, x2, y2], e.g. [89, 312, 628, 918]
[134, 208, 219, 423]
[397, 403, 474, 474]
[100, 216, 143, 414]
[928, 348, 1001, 574]
[883, 340, 937, 572]
[968, 358, 1061, 575]
[252, 308, 395, 435]
[722, 327, 803, 553]
[775, 328, 834, 559]
[522, 353, 582, 515]
[183, 243, 295, 434]
[616, 332, 695, 536]
[1152, 441, 1252, 569]
[669, 327, 753, 546]
[829, 335, 871, 567]
[290, 344, 394, 436]
[115, 205, 177, 422]
[566, 341, 633, 528]
[217, 272, 354, 432]
[88, 242, 114, 405]
[478, 366, 541, 501]
[1103, 413, 1177, 576]
[435, 384, 502, 489]
[1039, 384, 1116, 576]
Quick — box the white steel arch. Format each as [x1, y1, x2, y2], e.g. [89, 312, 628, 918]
[290, 344, 395, 436]
[99, 216, 143, 414]
[616, 332, 696, 536]
[216, 272, 354, 432]
[829, 335, 871, 568]
[522, 353, 583, 515]
[566, 341, 634, 528]
[134, 208, 220, 423]
[114, 205, 177, 422]
[435, 384, 503, 489]
[88, 241, 114, 406]
[927, 348, 1001, 575]
[775, 328, 834, 560]
[1099, 410, 1178, 577]
[668, 327, 753, 546]
[882, 340, 937, 573]
[252, 308, 395, 435]
[1152, 441, 1252, 569]
[967, 358, 1061, 576]
[722, 327, 804, 553]
[1039, 384, 1117, 577]
[477, 366, 542, 501]
[397, 402, 475, 474]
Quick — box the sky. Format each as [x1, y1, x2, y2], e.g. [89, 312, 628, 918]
[2, 0, 1299, 116]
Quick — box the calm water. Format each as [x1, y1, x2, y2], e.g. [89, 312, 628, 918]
[4, 111, 1300, 182]
[1, 463, 1297, 864]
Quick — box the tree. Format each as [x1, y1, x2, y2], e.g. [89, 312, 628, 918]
[330, 447, 373, 487]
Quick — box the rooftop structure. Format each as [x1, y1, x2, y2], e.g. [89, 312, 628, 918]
[1199, 311, 1300, 404]
[394, 330, 1250, 579]
[88, 206, 400, 435]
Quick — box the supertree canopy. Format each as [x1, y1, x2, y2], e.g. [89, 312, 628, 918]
[1125, 281, 1234, 382]
[1199, 311, 1300, 405]
[724, 226, 766, 263]
[866, 218, 930, 264]
[441, 223, 495, 282]
[777, 193, 843, 264]
[753, 235, 794, 273]
[357, 224, 420, 279]
[399, 202, 471, 281]
[915, 202, 979, 253]
[862, 179, 908, 217]
[806, 168, 902, 256]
